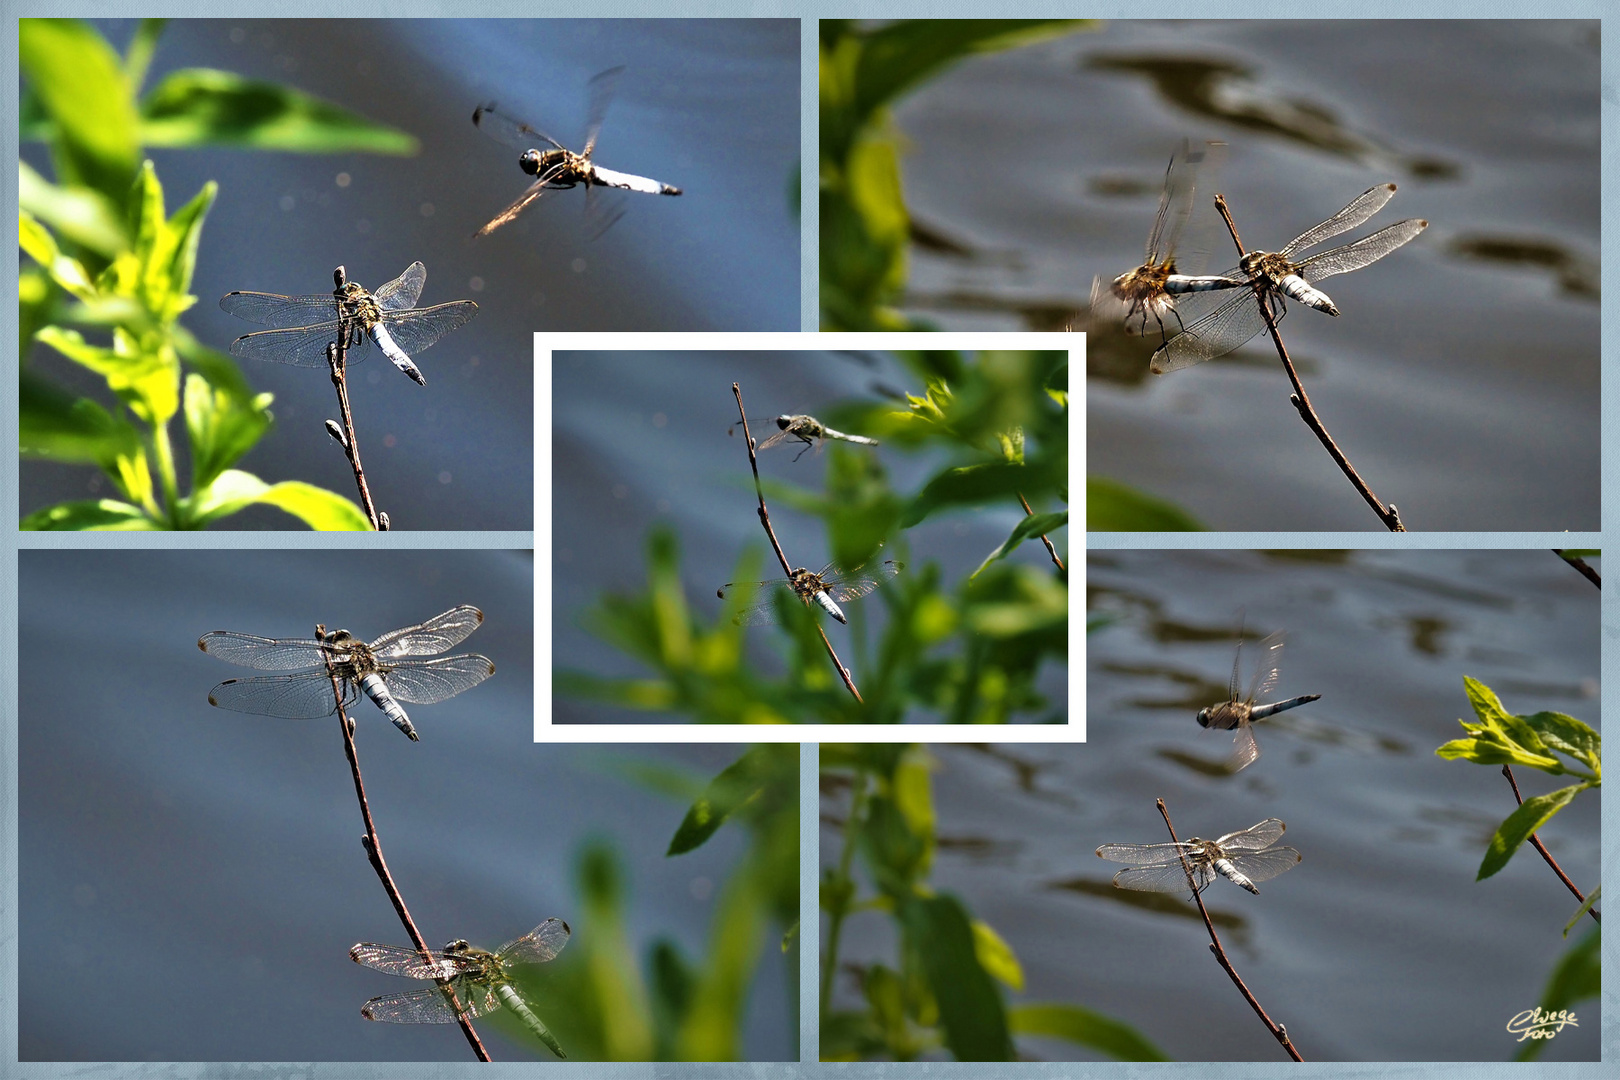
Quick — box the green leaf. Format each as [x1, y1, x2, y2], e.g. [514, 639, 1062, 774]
[970, 510, 1068, 579]
[36, 325, 179, 426]
[1086, 476, 1203, 531]
[19, 369, 141, 465]
[123, 19, 166, 93]
[19, 19, 141, 197]
[904, 462, 1033, 527]
[18, 209, 96, 299]
[1524, 710, 1601, 775]
[1513, 925, 1599, 1062]
[183, 372, 273, 491]
[898, 894, 1013, 1061]
[667, 744, 783, 855]
[140, 68, 420, 154]
[1436, 677, 1592, 777]
[1562, 886, 1599, 937]
[970, 920, 1023, 992]
[21, 498, 156, 530]
[1008, 1003, 1170, 1061]
[185, 469, 370, 530]
[1477, 784, 1585, 881]
[155, 180, 217, 322]
[852, 21, 1088, 121]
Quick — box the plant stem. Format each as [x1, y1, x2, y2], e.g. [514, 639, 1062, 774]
[325, 266, 383, 531]
[820, 768, 870, 1020]
[731, 382, 863, 703]
[152, 420, 180, 526]
[1501, 766, 1600, 924]
[1553, 549, 1600, 589]
[1156, 798, 1304, 1061]
[1213, 194, 1406, 532]
[1017, 491, 1064, 572]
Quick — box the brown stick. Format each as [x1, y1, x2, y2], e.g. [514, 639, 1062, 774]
[1501, 766, 1600, 924]
[731, 383, 863, 703]
[320, 630, 489, 1060]
[1017, 491, 1064, 572]
[1156, 798, 1304, 1061]
[325, 267, 385, 531]
[1213, 195, 1405, 532]
[1552, 550, 1600, 589]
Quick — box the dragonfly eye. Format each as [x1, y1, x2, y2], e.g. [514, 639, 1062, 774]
[520, 149, 543, 175]
[1196, 706, 1214, 728]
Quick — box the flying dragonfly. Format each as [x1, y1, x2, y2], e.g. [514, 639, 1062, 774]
[1196, 624, 1321, 773]
[1090, 139, 1244, 341]
[757, 414, 880, 461]
[1151, 183, 1427, 374]
[718, 558, 902, 626]
[472, 65, 681, 238]
[351, 917, 571, 1059]
[1096, 818, 1302, 899]
[219, 262, 476, 387]
[197, 605, 494, 742]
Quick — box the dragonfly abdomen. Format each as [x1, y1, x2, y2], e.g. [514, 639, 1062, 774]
[495, 982, 567, 1059]
[359, 673, 419, 741]
[368, 324, 427, 386]
[1212, 857, 1261, 894]
[812, 590, 849, 624]
[1249, 693, 1322, 721]
[590, 165, 681, 195]
[1278, 273, 1339, 315]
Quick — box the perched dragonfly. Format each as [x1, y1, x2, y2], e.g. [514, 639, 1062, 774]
[1196, 626, 1320, 772]
[1090, 140, 1243, 341]
[220, 262, 477, 387]
[1096, 818, 1302, 898]
[197, 605, 494, 742]
[1151, 183, 1427, 374]
[718, 558, 902, 626]
[472, 66, 681, 238]
[757, 414, 880, 461]
[351, 917, 571, 1059]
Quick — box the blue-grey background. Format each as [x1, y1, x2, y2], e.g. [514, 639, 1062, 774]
[551, 349, 1069, 723]
[829, 550, 1598, 1061]
[16, 549, 793, 1061]
[20, 17, 800, 530]
[885, 19, 1599, 531]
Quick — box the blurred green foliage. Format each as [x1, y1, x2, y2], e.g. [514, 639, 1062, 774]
[820, 745, 1165, 1061]
[1514, 925, 1599, 1062]
[557, 351, 1068, 723]
[499, 745, 798, 1061]
[1086, 476, 1204, 531]
[18, 18, 414, 528]
[820, 20, 1088, 330]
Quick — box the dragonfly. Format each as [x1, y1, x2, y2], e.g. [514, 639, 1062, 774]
[718, 558, 902, 626]
[219, 262, 477, 387]
[1096, 818, 1302, 899]
[1196, 625, 1321, 773]
[351, 917, 571, 1059]
[757, 414, 880, 461]
[1090, 139, 1244, 341]
[1150, 182, 1428, 374]
[472, 65, 681, 238]
[197, 605, 494, 742]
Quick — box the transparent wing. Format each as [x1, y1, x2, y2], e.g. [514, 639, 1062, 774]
[471, 102, 567, 153]
[1111, 859, 1214, 894]
[1146, 138, 1222, 267]
[218, 290, 341, 327]
[362, 978, 501, 1024]
[1218, 818, 1287, 851]
[1095, 840, 1193, 866]
[376, 301, 479, 357]
[370, 606, 486, 657]
[582, 65, 625, 159]
[475, 168, 566, 238]
[758, 417, 815, 451]
[1148, 285, 1271, 374]
[206, 671, 352, 718]
[198, 631, 327, 670]
[1227, 635, 1244, 703]
[227, 321, 359, 367]
[497, 918, 572, 967]
[1227, 723, 1261, 772]
[371, 262, 427, 312]
[381, 654, 496, 704]
[350, 943, 464, 980]
[721, 580, 802, 626]
[824, 560, 903, 604]
[584, 183, 629, 240]
[1279, 183, 1398, 257]
[1245, 632, 1285, 704]
[1298, 219, 1427, 283]
[1226, 846, 1302, 884]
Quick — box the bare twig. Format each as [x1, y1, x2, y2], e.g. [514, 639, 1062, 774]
[1213, 195, 1406, 532]
[1552, 550, 1600, 589]
[1500, 766, 1600, 924]
[731, 382, 864, 703]
[325, 267, 385, 531]
[1156, 798, 1304, 1061]
[320, 627, 489, 1060]
[1017, 491, 1065, 572]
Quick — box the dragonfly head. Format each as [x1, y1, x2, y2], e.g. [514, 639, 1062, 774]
[519, 149, 545, 176]
[774, 415, 793, 431]
[322, 628, 358, 647]
[1196, 705, 1216, 728]
[443, 938, 473, 955]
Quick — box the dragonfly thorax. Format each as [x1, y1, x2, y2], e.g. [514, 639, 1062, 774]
[788, 568, 826, 596]
[1198, 700, 1250, 730]
[1240, 250, 1303, 286]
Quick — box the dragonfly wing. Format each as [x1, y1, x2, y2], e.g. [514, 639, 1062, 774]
[198, 632, 326, 670]
[371, 262, 427, 312]
[582, 65, 625, 159]
[497, 917, 572, 966]
[350, 943, 458, 980]
[206, 671, 345, 718]
[719, 581, 799, 626]
[370, 606, 486, 657]
[1279, 183, 1398, 257]
[1227, 723, 1260, 772]
[1111, 860, 1212, 894]
[362, 978, 500, 1024]
[380, 654, 496, 704]
[1149, 138, 1224, 267]
[228, 322, 357, 367]
[472, 102, 566, 153]
[476, 172, 560, 237]
[1246, 632, 1286, 704]
[1218, 818, 1286, 851]
[1298, 219, 1427, 283]
[217, 291, 338, 327]
[583, 184, 629, 241]
[380, 301, 479, 357]
[1148, 285, 1269, 374]
[1095, 841, 1190, 865]
[826, 561, 904, 604]
[1227, 846, 1302, 884]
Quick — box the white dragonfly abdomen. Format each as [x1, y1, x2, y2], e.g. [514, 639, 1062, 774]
[590, 165, 681, 195]
[812, 590, 849, 624]
[368, 324, 427, 386]
[359, 673, 419, 741]
[1212, 857, 1260, 894]
[1278, 274, 1339, 315]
